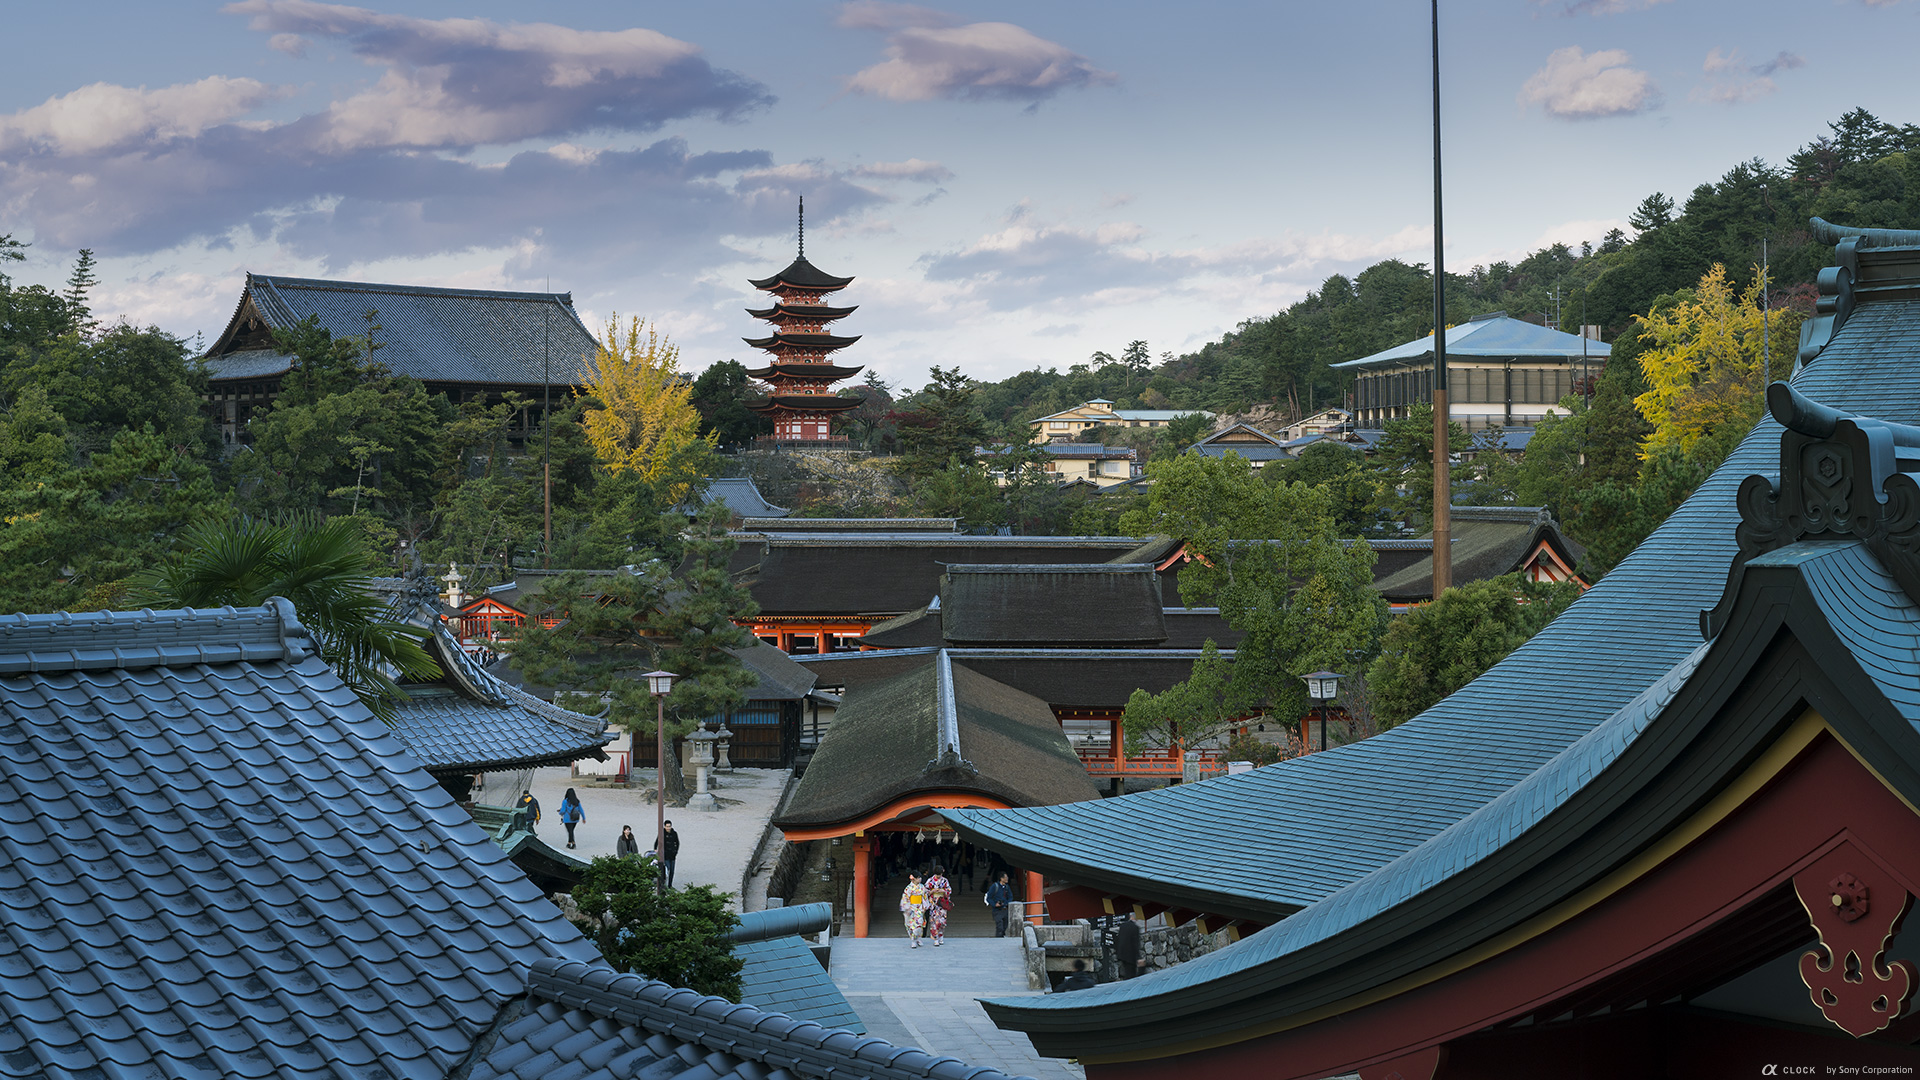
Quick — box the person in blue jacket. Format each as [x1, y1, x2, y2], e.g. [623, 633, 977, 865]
[558, 788, 585, 849]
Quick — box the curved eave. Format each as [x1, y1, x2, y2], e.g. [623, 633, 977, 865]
[748, 258, 854, 292]
[972, 541, 1920, 1061]
[743, 333, 862, 350]
[745, 363, 865, 380]
[775, 790, 1022, 841]
[747, 304, 859, 320]
[746, 396, 865, 414]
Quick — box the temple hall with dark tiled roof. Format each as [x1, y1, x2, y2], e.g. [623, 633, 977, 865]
[941, 223, 1920, 1076]
[0, 601, 1038, 1080]
[201, 274, 599, 448]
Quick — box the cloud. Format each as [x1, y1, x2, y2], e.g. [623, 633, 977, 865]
[1693, 47, 1804, 105]
[222, 1, 773, 151]
[842, 6, 1116, 104]
[850, 158, 953, 182]
[0, 77, 285, 155]
[1520, 47, 1661, 120]
[1530, 0, 1673, 14]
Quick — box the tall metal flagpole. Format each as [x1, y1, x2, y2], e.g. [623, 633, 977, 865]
[543, 277, 552, 568]
[1430, 0, 1452, 594]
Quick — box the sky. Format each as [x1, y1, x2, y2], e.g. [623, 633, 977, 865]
[1, 0, 1915, 392]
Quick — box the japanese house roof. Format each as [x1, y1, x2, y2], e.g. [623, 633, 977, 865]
[0, 601, 604, 1079]
[691, 477, 790, 519]
[203, 274, 599, 387]
[950, 226, 1920, 1048]
[386, 621, 613, 775]
[1332, 312, 1613, 372]
[731, 535, 1152, 617]
[794, 647, 1223, 709]
[1195, 423, 1285, 447]
[723, 904, 864, 1034]
[1370, 505, 1586, 601]
[940, 564, 1166, 647]
[1193, 443, 1294, 462]
[748, 257, 854, 292]
[774, 652, 1101, 831]
[747, 395, 865, 413]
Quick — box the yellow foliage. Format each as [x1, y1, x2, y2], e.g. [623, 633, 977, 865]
[582, 317, 712, 491]
[1632, 264, 1791, 460]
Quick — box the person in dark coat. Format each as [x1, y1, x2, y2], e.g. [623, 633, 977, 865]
[654, 820, 681, 888]
[558, 788, 585, 849]
[1112, 914, 1144, 979]
[984, 872, 1013, 938]
[1061, 959, 1097, 992]
[616, 825, 639, 859]
[516, 791, 541, 834]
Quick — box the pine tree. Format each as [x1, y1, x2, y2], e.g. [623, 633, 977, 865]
[62, 249, 98, 338]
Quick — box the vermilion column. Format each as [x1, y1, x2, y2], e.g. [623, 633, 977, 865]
[852, 835, 872, 938]
[1025, 870, 1045, 926]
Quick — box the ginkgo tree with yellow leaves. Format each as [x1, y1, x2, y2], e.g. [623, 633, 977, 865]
[1632, 264, 1806, 460]
[582, 317, 715, 505]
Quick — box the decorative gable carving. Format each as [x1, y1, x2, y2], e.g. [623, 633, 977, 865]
[1705, 382, 1920, 637]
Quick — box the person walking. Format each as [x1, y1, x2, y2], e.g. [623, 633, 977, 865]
[558, 788, 585, 849]
[516, 791, 541, 834]
[616, 825, 639, 859]
[1113, 913, 1144, 979]
[654, 820, 680, 888]
[924, 864, 954, 946]
[900, 873, 929, 947]
[984, 871, 1013, 939]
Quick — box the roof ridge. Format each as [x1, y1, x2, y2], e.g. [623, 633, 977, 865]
[0, 602, 312, 674]
[528, 958, 1033, 1080]
[249, 273, 574, 305]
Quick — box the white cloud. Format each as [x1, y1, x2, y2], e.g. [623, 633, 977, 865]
[850, 158, 954, 182]
[843, 9, 1116, 104]
[0, 77, 284, 155]
[1520, 47, 1661, 120]
[1530, 0, 1673, 14]
[1693, 47, 1804, 105]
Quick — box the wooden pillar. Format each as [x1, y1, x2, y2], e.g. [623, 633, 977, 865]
[1025, 870, 1045, 927]
[852, 835, 872, 938]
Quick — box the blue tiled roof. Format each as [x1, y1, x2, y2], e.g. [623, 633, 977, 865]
[1193, 444, 1293, 461]
[388, 622, 611, 774]
[471, 960, 1027, 1080]
[734, 937, 867, 1033]
[947, 296, 1920, 923]
[695, 477, 790, 519]
[1332, 314, 1612, 370]
[206, 274, 599, 387]
[0, 601, 601, 1079]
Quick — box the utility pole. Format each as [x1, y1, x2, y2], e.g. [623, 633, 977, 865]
[1430, 0, 1451, 594]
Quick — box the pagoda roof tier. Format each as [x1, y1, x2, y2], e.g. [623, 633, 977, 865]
[746, 303, 859, 321]
[744, 332, 862, 351]
[747, 395, 866, 415]
[744, 362, 866, 380]
[749, 257, 854, 293]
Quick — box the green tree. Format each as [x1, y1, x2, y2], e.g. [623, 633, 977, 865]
[897, 366, 989, 477]
[570, 855, 742, 1000]
[1629, 192, 1675, 232]
[689, 360, 772, 448]
[911, 458, 1004, 526]
[132, 514, 439, 718]
[1366, 573, 1581, 727]
[1374, 401, 1469, 530]
[1117, 453, 1387, 750]
[650, 504, 760, 723]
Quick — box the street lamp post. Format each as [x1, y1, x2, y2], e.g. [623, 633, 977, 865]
[1302, 671, 1343, 754]
[644, 670, 677, 892]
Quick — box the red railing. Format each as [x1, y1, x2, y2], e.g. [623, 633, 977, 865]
[1077, 746, 1225, 778]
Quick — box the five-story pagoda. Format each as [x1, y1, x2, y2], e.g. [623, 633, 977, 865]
[744, 200, 864, 444]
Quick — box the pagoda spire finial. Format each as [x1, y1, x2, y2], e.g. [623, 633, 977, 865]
[798, 196, 805, 260]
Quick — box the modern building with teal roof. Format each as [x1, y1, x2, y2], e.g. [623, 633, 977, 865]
[1336, 310, 1609, 430]
[947, 221, 1920, 1075]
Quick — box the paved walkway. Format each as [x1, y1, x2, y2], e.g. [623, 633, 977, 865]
[831, 937, 1083, 1080]
[522, 764, 788, 907]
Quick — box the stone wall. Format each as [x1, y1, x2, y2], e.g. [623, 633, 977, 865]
[722, 449, 908, 514]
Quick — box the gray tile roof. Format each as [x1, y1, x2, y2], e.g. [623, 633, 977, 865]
[474, 959, 1028, 1080]
[1371, 505, 1586, 601]
[0, 601, 601, 1080]
[696, 478, 790, 519]
[388, 625, 612, 775]
[941, 564, 1166, 647]
[734, 936, 867, 1034]
[205, 274, 598, 387]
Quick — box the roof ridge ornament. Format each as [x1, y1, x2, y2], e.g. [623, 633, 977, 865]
[1704, 382, 1920, 637]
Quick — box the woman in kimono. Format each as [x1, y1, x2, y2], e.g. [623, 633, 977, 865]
[923, 864, 954, 946]
[900, 873, 930, 947]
